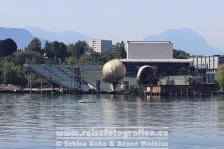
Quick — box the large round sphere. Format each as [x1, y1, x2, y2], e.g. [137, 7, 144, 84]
[102, 59, 126, 82]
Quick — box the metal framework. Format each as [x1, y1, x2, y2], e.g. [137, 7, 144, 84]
[27, 64, 91, 93]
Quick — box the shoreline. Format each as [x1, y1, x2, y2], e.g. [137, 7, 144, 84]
[0, 87, 218, 97]
[0, 84, 219, 97]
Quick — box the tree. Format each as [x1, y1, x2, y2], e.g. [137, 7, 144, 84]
[0, 61, 27, 86]
[0, 38, 17, 57]
[115, 41, 127, 59]
[57, 42, 67, 60]
[43, 41, 67, 62]
[215, 64, 224, 91]
[72, 41, 88, 57]
[44, 40, 51, 53]
[51, 41, 67, 61]
[64, 57, 79, 65]
[27, 38, 42, 52]
[12, 50, 44, 65]
[67, 43, 76, 57]
[44, 41, 53, 58]
[100, 52, 115, 63]
[173, 49, 190, 59]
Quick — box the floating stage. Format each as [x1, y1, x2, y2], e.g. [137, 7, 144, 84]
[0, 64, 217, 97]
[0, 84, 216, 97]
[103, 83, 216, 97]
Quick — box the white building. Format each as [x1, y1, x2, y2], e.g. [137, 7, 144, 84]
[190, 55, 224, 72]
[89, 39, 115, 53]
[127, 41, 173, 59]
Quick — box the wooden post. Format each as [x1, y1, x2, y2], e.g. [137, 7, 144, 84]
[60, 86, 63, 95]
[187, 87, 189, 98]
[41, 78, 43, 95]
[51, 83, 53, 95]
[30, 70, 32, 95]
[181, 88, 183, 98]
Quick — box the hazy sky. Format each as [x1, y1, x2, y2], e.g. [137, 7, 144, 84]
[0, 0, 224, 49]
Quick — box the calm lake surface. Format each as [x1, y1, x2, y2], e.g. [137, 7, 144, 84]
[0, 93, 224, 149]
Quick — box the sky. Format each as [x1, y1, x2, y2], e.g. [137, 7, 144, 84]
[0, 0, 224, 49]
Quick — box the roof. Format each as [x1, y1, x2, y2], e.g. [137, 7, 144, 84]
[120, 58, 192, 63]
[127, 41, 172, 44]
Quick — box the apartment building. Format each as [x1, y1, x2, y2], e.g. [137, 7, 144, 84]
[89, 39, 115, 53]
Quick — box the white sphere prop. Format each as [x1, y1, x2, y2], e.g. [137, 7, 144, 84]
[102, 59, 126, 82]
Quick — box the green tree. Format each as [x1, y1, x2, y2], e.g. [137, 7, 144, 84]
[44, 40, 51, 53]
[67, 43, 75, 57]
[115, 41, 126, 59]
[64, 57, 79, 65]
[0, 38, 17, 57]
[173, 49, 190, 59]
[12, 50, 44, 65]
[44, 41, 53, 59]
[43, 41, 67, 62]
[57, 42, 67, 60]
[100, 52, 115, 63]
[73, 41, 88, 57]
[215, 64, 224, 91]
[52, 41, 67, 62]
[0, 61, 27, 86]
[27, 38, 42, 52]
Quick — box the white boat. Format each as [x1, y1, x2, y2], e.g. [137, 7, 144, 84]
[78, 98, 96, 103]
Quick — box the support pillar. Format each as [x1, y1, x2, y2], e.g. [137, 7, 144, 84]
[51, 83, 53, 95]
[41, 78, 43, 95]
[181, 88, 183, 98]
[30, 71, 32, 95]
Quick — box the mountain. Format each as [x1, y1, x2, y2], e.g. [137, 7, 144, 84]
[0, 26, 91, 50]
[0, 27, 34, 49]
[144, 28, 224, 56]
[24, 26, 91, 44]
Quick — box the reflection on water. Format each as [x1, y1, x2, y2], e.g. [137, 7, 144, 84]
[0, 94, 224, 148]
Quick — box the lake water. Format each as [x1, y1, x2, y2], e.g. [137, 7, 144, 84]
[0, 93, 224, 149]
